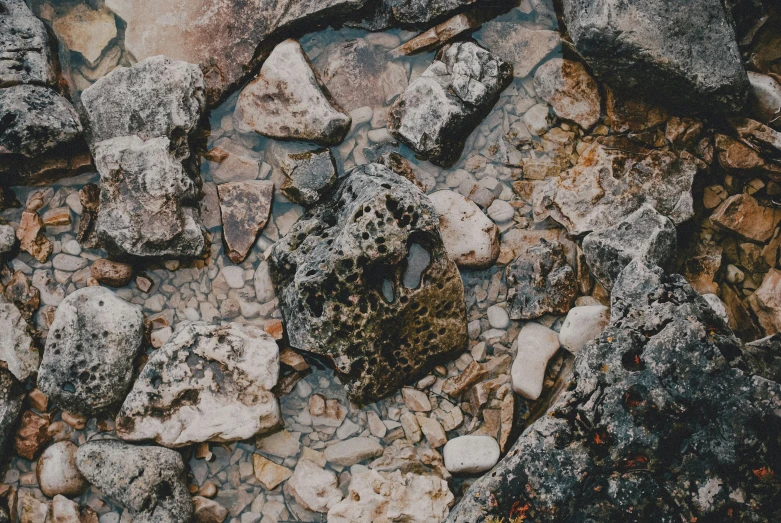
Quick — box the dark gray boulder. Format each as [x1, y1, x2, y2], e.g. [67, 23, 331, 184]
[0, 0, 54, 88]
[352, 0, 514, 29]
[279, 147, 339, 206]
[269, 163, 467, 404]
[447, 260, 781, 522]
[0, 368, 24, 466]
[562, 0, 749, 113]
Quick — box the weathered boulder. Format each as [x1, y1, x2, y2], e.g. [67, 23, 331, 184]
[0, 368, 24, 465]
[446, 260, 781, 522]
[429, 190, 499, 269]
[561, 0, 749, 113]
[0, 300, 37, 381]
[51, 4, 117, 68]
[217, 181, 274, 263]
[354, 0, 509, 29]
[388, 41, 513, 167]
[76, 440, 193, 523]
[476, 21, 560, 78]
[269, 163, 467, 404]
[534, 58, 601, 129]
[533, 138, 696, 236]
[38, 287, 145, 416]
[116, 322, 281, 447]
[0, 0, 54, 87]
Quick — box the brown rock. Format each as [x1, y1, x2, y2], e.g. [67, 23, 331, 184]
[499, 392, 514, 452]
[28, 389, 48, 412]
[534, 58, 601, 130]
[41, 208, 71, 227]
[605, 87, 667, 133]
[14, 410, 51, 460]
[683, 244, 723, 295]
[77, 184, 100, 248]
[217, 181, 274, 263]
[441, 361, 487, 397]
[90, 259, 133, 287]
[415, 415, 447, 448]
[4, 271, 40, 319]
[193, 496, 228, 523]
[393, 13, 481, 57]
[721, 283, 762, 341]
[711, 193, 781, 242]
[203, 147, 229, 163]
[264, 319, 284, 340]
[134, 275, 153, 293]
[715, 134, 766, 171]
[279, 347, 309, 371]
[309, 394, 346, 427]
[252, 453, 292, 490]
[16, 211, 52, 263]
[748, 268, 781, 335]
[402, 387, 432, 412]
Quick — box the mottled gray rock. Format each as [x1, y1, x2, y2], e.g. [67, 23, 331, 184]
[0, 300, 37, 381]
[269, 163, 467, 404]
[476, 21, 560, 78]
[38, 287, 145, 415]
[217, 181, 273, 263]
[0, 223, 14, 255]
[279, 148, 339, 206]
[116, 322, 281, 447]
[388, 41, 512, 167]
[561, 0, 748, 113]
[534, 58, 601, 130]
[582, 204, 677, 291]
[0, 368, 24, 466]
[0, 0, 54, 87]
[354, 0, 511, 29]
[447, 260, 781, 522]
[75, 440, 193, 523]
[748, 72, 781, 125]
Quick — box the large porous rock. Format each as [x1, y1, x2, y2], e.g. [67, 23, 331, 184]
[0, 0, 54, 87]
[533, 138, 696, 237]
[446, 260, 781, 522]
[269, 163, 467, 404]
[235, 39, 350, 145]
[561, 0, 748, 113]
[388, 41, 513, 167]
[37, 287, 145, 416]
[582, 204, 677, 291]
[116, 322, 281, 447]
[0, 300, 37, 381]
[75, 440, 193, 523]
[0, 368, 24, 466]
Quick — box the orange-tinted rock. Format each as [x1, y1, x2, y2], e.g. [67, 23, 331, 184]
[14, 410, 51, 460]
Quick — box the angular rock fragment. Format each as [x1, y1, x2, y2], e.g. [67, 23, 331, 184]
[393, 12, 482, 57]
[748, 269, 781, 335]
[477, 21, 560, 78]
[217, 181, 273, 263]
[286, 459, 343, 512]
[52, 4, 117, 67]
[76, 440, 193, 523]
[388, 41, 512, 167]
[0, 368, 24, 466]
[710, 193, 781, 242]
[235, 39, 350, 145]
[16, 210, 52, 263]
[252, 453, 291, 490]
[279, 148, 338, 206]
[0, 1, 54, 87]
[429, 190, 499, 269]
[0, 300, 37, 381]
[324, 436, 383, 466]
[117, 322, 281, 447]
[534, 58, 601, 129]
[14, 409, 49, 460]
[38, 287, 145, 416]
[269, 164, 467, 404]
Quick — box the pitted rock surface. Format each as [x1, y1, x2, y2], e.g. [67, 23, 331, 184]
[447, 260, 781, 522]
[117, 322, 281, 447]
[269, 163, 467, 404]
[37, 287, 145, 416]
[0, 368, 24, 467]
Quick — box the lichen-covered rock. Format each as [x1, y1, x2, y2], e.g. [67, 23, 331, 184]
[278, 147, 339, 206]
[388, 41, 513, 167]
[75, 440, 193, 523]
[116, 322, 281, 447]
[217, 181, 273, 263]
[269, 163, 467, 404]
[0, 368, 24, 466]
[0, 300, 37, 381]
[446, 260, 781, 522]
[0, 0, 54, 87]
[38, 287, 145, 416]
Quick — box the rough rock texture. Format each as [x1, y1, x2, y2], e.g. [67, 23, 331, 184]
[0, 368, 24, 465]
[748, 269, 781, 335]
[506, 239, 577, 320]
[235, 39, 350, 145]
[76, 440, 193, 523]
[279, 147, 339, 206]
[116, 322, 281, 447]
[533, 138, 696, 237]
[38, 287, 145, 416]
[217, 181, 273, 263]
[51, 4, 117, 67]
[354, 0, 508, 29]
[286, 459, 343, 512]
[0, 0, 54, 87]
[534, 58, 602, 130]
[429, 190, 499, 269]
[710, 193, 781, 243]
[0, 300, 37, 381]
[476, 21, 560, 78]
[269, 163, 467, 404]
[582, 204, 677, 291]
[388, 41, 513, 167]
[446, 260, 781, 522]
[561, 0, 748, 113]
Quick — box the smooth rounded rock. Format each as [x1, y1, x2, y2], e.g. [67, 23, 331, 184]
[511, 322, 560, 400]
[443, 435, 500, 474]
[486, 305, 510, 329]
[558, 305, 610, 355]
[36, 441, 89, 498]
[429, 190, 500, 269]
[221, 266, 245, 289]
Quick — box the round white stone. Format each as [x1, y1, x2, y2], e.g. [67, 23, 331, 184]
[487, 199, 514, 223]
[511, 322, 561, 400]
[62, 239, 82, 256]
[52, 253, 88, 272]
[558, 305, 610, 355]
[221, 266, 245, 289]
[443, 435, 500, 474]
[486, 305, 510, 329]
[37, 441, 89, 498]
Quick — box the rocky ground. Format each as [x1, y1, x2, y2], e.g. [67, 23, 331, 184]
[1, 0, 781, 522]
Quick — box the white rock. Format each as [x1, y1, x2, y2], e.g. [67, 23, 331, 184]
[0, 301, 37, 381]
[486, 305, 510, 329]
[429, 190, 499, 269]
[487, 199, 514, 223]
[221, 266, 245, 289]
[37, 441, 89, 498]
[443, 435, 500, 474]
[257, 430, 301, 459]
[254, 260, 276, 303]
[324, 437, 383, 466]
[150, 326, 173, 348]
[702, 293, 729, 324]
[62, 239, 82, 256]
[558, 305, 610, 355]
[52, 494, 82, 523]
[0, 224, 17, 254]
[511, 322, 560, 400]
[523, 103, 550, 135]
[748, 71, 781, 124]
[286, 459, 343, 513]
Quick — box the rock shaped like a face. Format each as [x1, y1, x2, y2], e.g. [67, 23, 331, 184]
[0, 1, 54, 87]
[38, 287, 145, 416]
[561, 0, 748, 114]
[0, 368, 24, 467]
[116, 322, 281, 447]
[217, 181, 274, 263]
[269, 163, 467, 404]
[235, 39, 351, 145]
[388, 41, 513, 167]
[75, 440, 193, 523]
[0, 300, 37, 381]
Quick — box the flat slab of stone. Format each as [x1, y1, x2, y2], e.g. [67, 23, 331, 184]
[324, 437, 383, 466]
[217, 181, 274, 263]
[429, 190, 500, 269]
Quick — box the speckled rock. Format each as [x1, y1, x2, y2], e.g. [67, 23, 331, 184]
[217, 181, 273, 263]
[0, 0, 54, 87]
[0, 223, 14, 255]
[76, 440, 193, 523]
[38, 287, 145, 416]
[116, 322, 281, 447]
[354, 0, 508, 29]
[269, 163, 467, 404]
[36, 441, 89, 498]
[446, 260, 781, 522]
[429, 190, 499, 269]
[534, 58, 601, 130]
[388, 41, 512, 167]
[0, 368, 24, 466]
[278, 147, 339, 206]
[0, 300, 37, 381]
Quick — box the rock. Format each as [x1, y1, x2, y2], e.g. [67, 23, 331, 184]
[506, 239, 576, 320]
[476, 21, 560, 79]
[16, 210, 52, 262]
[217, 181, 273, 263]
[748, 268, 781, 335]
[116, 322, 280, 447]
[286, 459, 343, 512]
[429, 190, 499, 269]
[327, 469, 453, 523]
[279, 147, 338, 206]
[510, 322, 560, 400]
[581, 204, 677, 291]
[235, 39, 350, 145]
[19, 495, 48, 523]
[715, 133, 766, 171]
[0, 368, 24, 464]
[441, 361, 486, 397]
[533, 138, 696, 236]
[416, 414, 447, 448]
[0, 300, 37, 381]
[0, 222, 14, 255]
[486, 305, 510, 329]
[38, 287, 145, 416]
[561, 0, 748, 113]
[558, 305, 610, 355]
[52, 254, 88, 272]
[392, 12, 482, 57]
[486, 199, 514, 223]
[402, 387, 431, 412]
[324, 437, 383, 466]
[76, 440, 193, 523]
[355, 0, 504, 28]
[442, 435, 499, 474]
[52, 494, 82, 523]
[748, 71, 781, 124]
[388, 41, 512, 166]
[269, 164, 467, 404]
[52, 4, 117, 67]
[710, 193, 781, 242]
[0, 0, 54, 87]
[193, 497, 228, 523]
[14, 409, 50, 460]
[251, 453, 292, 490]
[534, 58, 601, 129]
[256, 429, 301, 458]
[36, 441, 89, 498]
[254, 261, 275, 303]
[90, 259, 133, 287]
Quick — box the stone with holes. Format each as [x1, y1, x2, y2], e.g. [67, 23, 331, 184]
[75, 440, 192, 523]
[0, 368, 24, 467]
[37, 287, 145, 416]
[116, 322, 281, 447]
[269, 163, 467, 404]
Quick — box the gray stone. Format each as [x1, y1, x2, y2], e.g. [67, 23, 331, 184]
[0, 0, 54, 87]
[353, 0, 509, 29]
[76, 440, 193, 523]
[748, 72, 781, 126]
[534, 58, 601, 130]
[0, 368, 24, 466]
[324, 437, 383, 466]
[38, 287, 145, 415]
[0, 300, 36, 381]
[0, 223, 14, 255]
[476, 21, 560, 78]
[279, 147, 339, 206]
